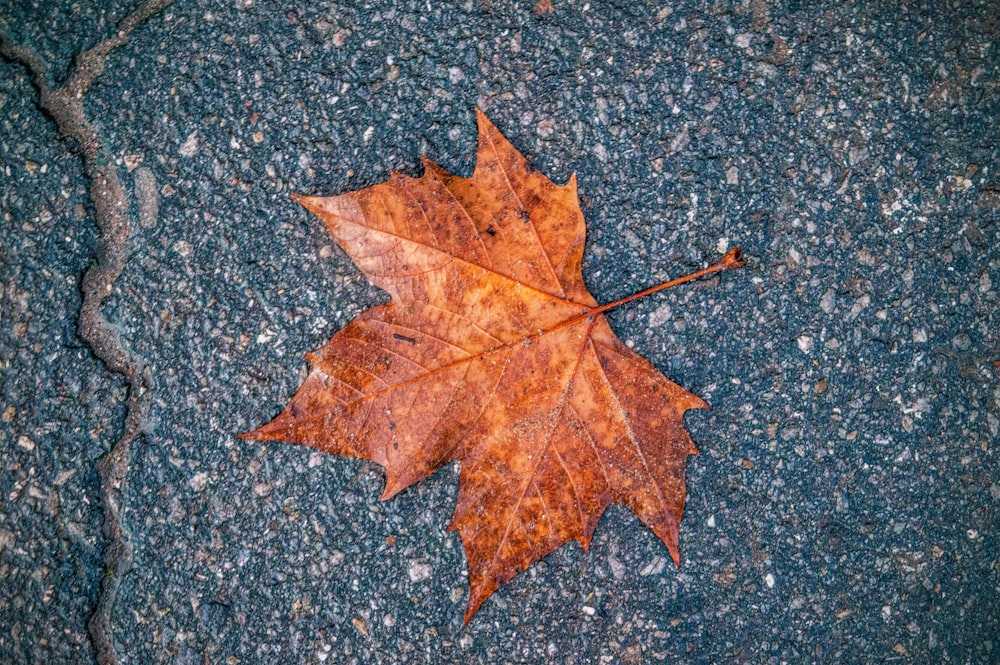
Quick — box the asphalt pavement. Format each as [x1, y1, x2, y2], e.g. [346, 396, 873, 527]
[1, 1, 997, 663]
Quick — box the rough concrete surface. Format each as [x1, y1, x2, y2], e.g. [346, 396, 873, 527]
[1, 1, 997, 664]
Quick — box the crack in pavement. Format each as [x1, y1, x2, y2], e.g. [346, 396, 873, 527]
[1, 1, 173, 663]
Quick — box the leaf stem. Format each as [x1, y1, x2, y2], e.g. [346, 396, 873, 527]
[543, 247, 746, 336]
[589, 247, 746, 317]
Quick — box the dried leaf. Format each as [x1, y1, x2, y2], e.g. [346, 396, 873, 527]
[242, 110, 743, 621]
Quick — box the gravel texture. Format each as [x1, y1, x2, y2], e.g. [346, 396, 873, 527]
[1, 1, 997, 663]
[0, 56, 125, 662]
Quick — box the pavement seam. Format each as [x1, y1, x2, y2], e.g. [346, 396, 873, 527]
[1, 2, 173, 663]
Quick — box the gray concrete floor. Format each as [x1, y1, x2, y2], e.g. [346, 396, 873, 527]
[1, 1, 997, 663]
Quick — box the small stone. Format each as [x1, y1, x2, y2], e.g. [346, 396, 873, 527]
[134, 167, 159, 229]
[178, 132, 199, 157]
[820, 289, 836, 314]
[725, 166, 739, 184]
[797, 335, 814, 354]
[408, 560, 432, 582]
[189, 471, 209, 492]
[668, 125, 689, 155]
[952, 333, 972, 351]
[123, 153, 143, 171]
[764, 573, 775, 588]
[963, 220, 986, 244]
[0, 528, 14, 554]
[533, 0, 556, 16]
[648, 303, 672, 328]
[17, 436, 35, 451]
[172, 240, 193, 257]
[54, 469, 76, 485]
[848, 293, 870, 320]
[640, 555, 667, 576]
[608, 554, 625, 580]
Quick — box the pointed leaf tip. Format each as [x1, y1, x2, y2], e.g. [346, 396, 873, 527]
[474, 106, 498, 135]
[290, 192, 323, 214]
[236, 424, 272, 441]
[238, 408, 298, 443]
[236, 426, 272, 441]
[463, 588, 491, 625]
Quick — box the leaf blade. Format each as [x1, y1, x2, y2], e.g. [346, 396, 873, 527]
[243, 112, 738, 622]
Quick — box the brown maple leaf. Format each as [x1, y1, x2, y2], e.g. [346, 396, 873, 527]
[241, 110, 744, 622]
